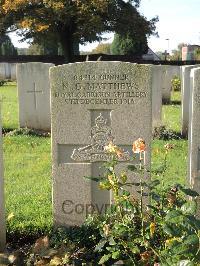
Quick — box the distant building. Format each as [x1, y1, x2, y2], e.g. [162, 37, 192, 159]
[142, 47, 161, 61]
[182, 45, 200, 60]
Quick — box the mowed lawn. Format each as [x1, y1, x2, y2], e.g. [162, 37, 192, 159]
[0, 82, 19, 129]
[0, 82, 188, 236]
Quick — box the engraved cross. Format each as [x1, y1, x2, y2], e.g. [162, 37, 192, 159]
[27, 82, 43, 109]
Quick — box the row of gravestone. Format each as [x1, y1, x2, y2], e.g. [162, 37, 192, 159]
[0, 61, 194, 251]
[16, 62, 180, 131]
[0, 62, 17, 80]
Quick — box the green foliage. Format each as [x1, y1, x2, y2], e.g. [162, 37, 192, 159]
[171, 75, 181, 91]
[83, 144, 200, 265]
[27, 41, 61, 56]
[91, 43, 112, 54]
[169, 43, 187, 61]
[33, 143, 199, 265]
[194, 48, 200, 60]
[0, 0, 158, 62]
[0, 80, 6, 86]
[153, 125, 180, 140]
[111, 33, 148, 56]
[5, 128, 50, 137]
[0, 35, 17, 56]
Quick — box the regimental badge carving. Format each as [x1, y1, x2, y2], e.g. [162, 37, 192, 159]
[71, 113, 130, 162]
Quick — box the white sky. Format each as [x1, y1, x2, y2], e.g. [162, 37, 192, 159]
[10, 0, 200, 54]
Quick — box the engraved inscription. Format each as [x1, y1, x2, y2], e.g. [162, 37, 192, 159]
[53, 72, 148, 105]
[71, 113, 130, 162]
[198, 147, 200, 171]
[195, 94, 200, 105]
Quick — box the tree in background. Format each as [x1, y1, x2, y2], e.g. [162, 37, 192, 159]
[0, 34, 17, 55]
[169, 43, 187, 61]
[91, 43, 112, 54]
[194, 48, 200, 60]
[111, 33, 148, 56]
[0, 0, 158, 62]
[155, 51, 165, 60]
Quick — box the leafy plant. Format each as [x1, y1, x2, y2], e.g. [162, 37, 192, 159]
[0, 79, 6, 86]
[153, 125, 181, 140]
[84, 140, 200, 265]
[26, 139, 200, 265]
[171, 76, 181, 92]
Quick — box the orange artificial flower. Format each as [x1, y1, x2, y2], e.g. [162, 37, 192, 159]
[132, 138, 146, 153]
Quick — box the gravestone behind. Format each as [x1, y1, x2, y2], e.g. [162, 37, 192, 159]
[162, 65, 180, 103]
[188, 67, 200, 212]
[10, 63, 17, 80]
[17, 62, 54, 131]
[161, 65, 171, 103]
[152, 65, 162, 128]
[181, 65, 200, 137]
[0, 63, 6, 80]
[0, 63, 11, 80]
[50, 62, 153, 226]
[0, 109, 6, 251]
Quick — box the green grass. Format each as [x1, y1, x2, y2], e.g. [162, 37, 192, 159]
[162, 91, 181, 133]
[1, 84, 188, 236]
[4, 135, 52, 234]
[151, 139, 188, 187]
[0, 82, 19, 129]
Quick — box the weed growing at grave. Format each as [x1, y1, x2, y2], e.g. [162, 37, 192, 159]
[4, 127, 50, 137]
[171, 75, 181, 92]
[153, 125, 181, 140]
[28, 139, 200, 265]
[0, 79, 6, 86]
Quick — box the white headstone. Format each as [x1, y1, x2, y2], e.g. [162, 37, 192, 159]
[181, 65, 200, 137]
[0, 110, 6, 251]
[17, 62, 54, 131]
[50, 62, 153, 226]
[0, 63, 11, 80]
[5, 63, 11, 80]
[152, 65, 162, 128]
[0, 63, 6, 80]
[188, 67, 200, 209]
[10, 63, 17, 81]
[162, 65, 180, 103]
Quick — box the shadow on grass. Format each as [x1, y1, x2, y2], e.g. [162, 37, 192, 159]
[3, 127, 50, 137]
[162, 100, 181, 105]
[153, 126, 187, 140]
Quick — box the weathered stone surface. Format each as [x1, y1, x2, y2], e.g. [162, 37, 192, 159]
[188, 67, 200, 213]
[0, 110, 6, 251]
[0, 63, 11, 80]
[10, 63, 16, 81]
[17, 62, 54, 131]
[181, 65, 200, 137]
[0, 63, 7, 80]
[50, 62, 153, 226]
